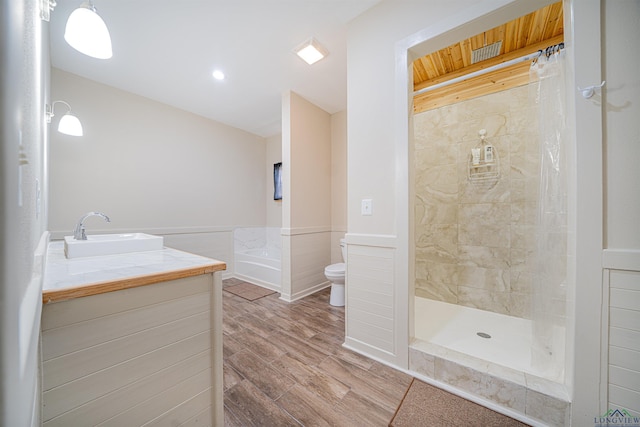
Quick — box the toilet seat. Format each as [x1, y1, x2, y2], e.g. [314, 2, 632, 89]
[325, 262, 345, 275]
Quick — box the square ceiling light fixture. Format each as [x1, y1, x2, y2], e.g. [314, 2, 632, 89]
[294, 38, 328, 65]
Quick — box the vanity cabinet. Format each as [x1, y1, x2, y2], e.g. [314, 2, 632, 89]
[41, 243, 224, 426]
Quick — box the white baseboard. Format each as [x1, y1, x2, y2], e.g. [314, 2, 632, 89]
[343, 336, 397, 365]
[279, 281, 331, 303]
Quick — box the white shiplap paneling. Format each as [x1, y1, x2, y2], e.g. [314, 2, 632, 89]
[41, 276, 210, 331]
[42, 273, 220, 425]
[43, 311, 210, 390]
[181, 405, 212, 427]
[281, 230, 331, 301]
[96, 369, 211, 427]
[608, 269, 640, 415]
[43, 351, 211, 427]
[610, 346, 640, 373]
[42, 291, 210, 360]
[346, 243, 395, 354]
[609, 385, 640, 418]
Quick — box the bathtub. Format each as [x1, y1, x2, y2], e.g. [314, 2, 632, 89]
[410, 297, 570, 425]
[234, 228, 281, 291]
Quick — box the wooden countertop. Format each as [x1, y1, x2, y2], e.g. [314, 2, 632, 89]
[43, 241, 226, 304]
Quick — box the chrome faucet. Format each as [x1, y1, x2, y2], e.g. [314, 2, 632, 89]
[73, 212, 111, 240]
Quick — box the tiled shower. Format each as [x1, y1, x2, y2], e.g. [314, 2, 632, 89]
[410, 83, 571, 425]
[413, 84, 562, 321]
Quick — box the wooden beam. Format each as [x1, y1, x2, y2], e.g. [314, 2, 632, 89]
[413, 34, 564, 93]
[413, 61, 531, 114]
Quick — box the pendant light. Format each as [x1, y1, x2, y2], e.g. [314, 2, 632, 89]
[64, 0, 112, 59]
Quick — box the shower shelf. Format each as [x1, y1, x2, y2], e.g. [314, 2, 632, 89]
[468, 129, 500, 183]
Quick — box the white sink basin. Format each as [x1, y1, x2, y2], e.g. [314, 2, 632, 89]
[64, 233, 164, 259]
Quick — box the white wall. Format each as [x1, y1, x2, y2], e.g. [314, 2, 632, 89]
[49, 69, 268, 269]
[287, 93, 332, 229]
[601, 0, 640, 419]
[347, 0, 491, 236]
[1, 0, 49, 425]
[265, 133, 282, 228]
[281, 91, 332, 301]
[331, 110, 347, 263]
[603, 0, 640, 250]
[50, 69, 266, 232]
[265, 109, 345, 268]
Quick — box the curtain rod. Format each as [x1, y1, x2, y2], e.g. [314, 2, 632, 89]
[413, 42, 565, 97]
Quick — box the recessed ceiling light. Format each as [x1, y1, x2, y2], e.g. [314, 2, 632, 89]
[212, 70, 225, 80]
[294, 38, 328, 65]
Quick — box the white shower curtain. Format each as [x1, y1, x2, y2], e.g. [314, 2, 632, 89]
[529, 49, 569, 379]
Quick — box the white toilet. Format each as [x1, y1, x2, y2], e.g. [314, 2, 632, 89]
[324, 239, 346, 306]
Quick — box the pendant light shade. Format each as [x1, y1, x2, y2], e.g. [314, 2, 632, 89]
[57, 113, 84, 136]
[64, 1, 112, 59]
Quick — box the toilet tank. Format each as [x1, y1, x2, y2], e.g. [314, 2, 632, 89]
[340, 239, 346, 262]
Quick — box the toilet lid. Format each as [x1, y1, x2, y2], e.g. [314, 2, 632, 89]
[325, 263, 345, 274]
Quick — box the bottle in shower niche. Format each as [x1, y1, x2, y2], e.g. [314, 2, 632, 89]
[484, 144, 494, 163]
[471, 148, 481, 165]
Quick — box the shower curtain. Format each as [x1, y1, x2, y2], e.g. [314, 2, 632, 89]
[529, 48, 569, 379]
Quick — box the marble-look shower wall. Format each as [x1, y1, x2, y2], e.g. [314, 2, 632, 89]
[414, 84, 539, 319]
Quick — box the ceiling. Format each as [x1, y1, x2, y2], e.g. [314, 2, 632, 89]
[413, 1, 563, 95]
[49, 0, 382, 138]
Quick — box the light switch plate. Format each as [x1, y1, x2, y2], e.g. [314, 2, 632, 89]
[361, 199, 372, 216]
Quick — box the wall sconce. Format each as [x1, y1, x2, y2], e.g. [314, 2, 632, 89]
[293, 38, 328, 65]
[46, 101, 84, 136]
[65, 0, 113, 59]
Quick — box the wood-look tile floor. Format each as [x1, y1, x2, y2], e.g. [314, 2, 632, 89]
[222, 278, 413, 426]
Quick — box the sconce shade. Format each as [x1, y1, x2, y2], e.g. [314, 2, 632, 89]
[64, 2, 113, 59]
[47, 100, 83, 136]
[58, 113, 84, 136]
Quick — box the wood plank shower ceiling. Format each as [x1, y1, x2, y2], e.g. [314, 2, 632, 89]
[413, 2, 564, 113]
